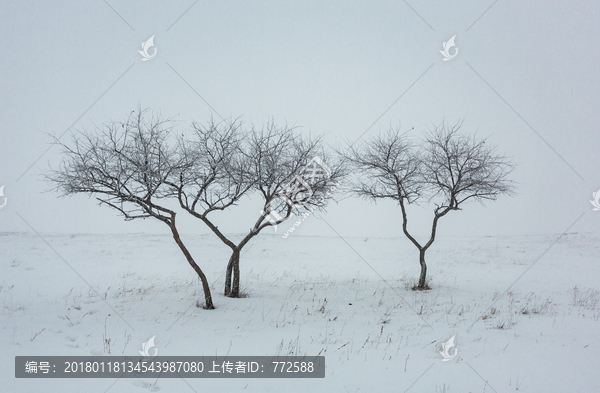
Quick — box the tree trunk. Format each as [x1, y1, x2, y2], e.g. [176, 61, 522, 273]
[417, 248, 428, 290]
[224, 249, 240, 297]
[224, 230, 257, 297]
[224, 253, 233, 296]
[170, 223, 214, 309]
[231, 250, 241, 297]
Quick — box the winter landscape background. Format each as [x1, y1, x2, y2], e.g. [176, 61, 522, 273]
[1, 1, 599, 392]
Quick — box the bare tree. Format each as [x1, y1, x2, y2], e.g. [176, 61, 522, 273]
[166, 118, 251, 298]
[345, 121, 515, 290]
[233, 123, 346, 297]
[169, 119, 346, 297]
[45, 108, 215, 309]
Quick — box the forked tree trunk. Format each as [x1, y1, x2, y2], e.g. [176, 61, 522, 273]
[170, 223, 214, 309]
[417, 248, 428, 290]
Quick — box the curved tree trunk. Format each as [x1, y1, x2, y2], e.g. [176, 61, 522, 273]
[170, 222, 214, 309]
[417, 248, 428, 290]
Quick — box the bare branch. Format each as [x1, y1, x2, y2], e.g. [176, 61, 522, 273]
[340, 127, 423, 204]
[45, 107, 182, 224]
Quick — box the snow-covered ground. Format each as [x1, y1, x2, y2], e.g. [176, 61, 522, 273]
[1, 231, 598, 392]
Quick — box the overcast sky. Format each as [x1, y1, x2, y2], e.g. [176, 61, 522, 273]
[0, 0, 598, 242]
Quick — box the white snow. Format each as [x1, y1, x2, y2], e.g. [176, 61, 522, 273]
[1, 231, 598, 392]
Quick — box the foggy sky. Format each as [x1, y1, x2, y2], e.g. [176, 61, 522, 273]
[1, 0, 598, 242]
